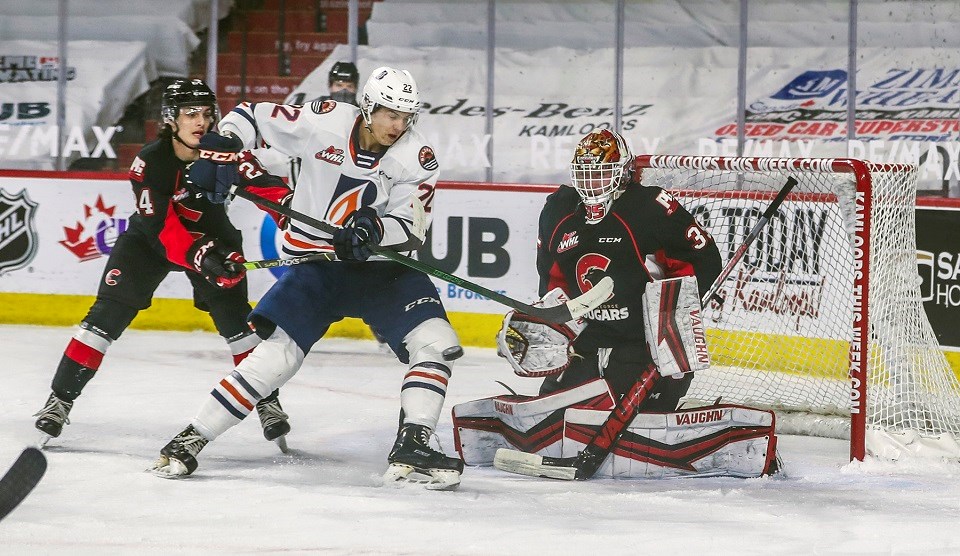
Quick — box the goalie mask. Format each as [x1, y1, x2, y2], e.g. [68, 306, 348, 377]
[360, 66, 422, 130]
[569, 129, 634, 224]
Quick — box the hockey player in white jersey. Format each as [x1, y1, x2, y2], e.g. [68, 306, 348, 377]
[151, 67, 465, 489]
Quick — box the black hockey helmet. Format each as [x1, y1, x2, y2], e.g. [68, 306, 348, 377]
[160, 78, 220, 130]
[328, 61, 359, 86]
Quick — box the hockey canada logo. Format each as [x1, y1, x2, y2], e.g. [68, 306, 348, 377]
[60, 195, 128, 262]
[316, 145, 345, 165]
[556, 231, 579, 253]
[0, 189, 39, 274]
[418, 146, 438, 171]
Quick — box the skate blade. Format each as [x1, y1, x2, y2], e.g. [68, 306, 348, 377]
[274, 435, 289, 454]
[382, 463, 461, 491]
[37, 433, 52, 449]
[493, 448, 577, 480]
[147, 456, 192, 479]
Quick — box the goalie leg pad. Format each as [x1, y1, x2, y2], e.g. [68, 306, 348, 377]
[643, 276, 710, 377]
[193, 326, 304, 440]
[562, 404, 778, 479]
[452, 378, 615, 465]
[400, 318, 461, 431]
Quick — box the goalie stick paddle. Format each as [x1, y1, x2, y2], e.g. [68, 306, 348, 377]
[0, 448, 47, 521]
[494, 175, 799, 480]
[230, 186, 614, 323]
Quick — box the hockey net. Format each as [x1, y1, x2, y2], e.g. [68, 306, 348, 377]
[635, 155, 960, 461]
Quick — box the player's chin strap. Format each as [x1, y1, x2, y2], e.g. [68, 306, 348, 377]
[230, 186, 614, 324]
[493, 175, 799, 480]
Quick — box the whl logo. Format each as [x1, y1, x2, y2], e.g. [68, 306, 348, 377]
[316, 145, 345, 165]
[0, 189, 39, 274]
[60, 195, 128, 261]
[557, 231, 579, 253]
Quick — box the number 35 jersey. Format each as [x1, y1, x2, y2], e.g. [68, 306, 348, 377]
[219, 100, 439, 259]
[536, 183, 723, 348]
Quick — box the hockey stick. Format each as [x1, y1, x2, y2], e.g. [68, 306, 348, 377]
[494, 175, 798, 480]
[230, 186, 614, 323]
[242, 252, 336, 270]
[702, 176, 798, 307]
[0, 448, 47, 521]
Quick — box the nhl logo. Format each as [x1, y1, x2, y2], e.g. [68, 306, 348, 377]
[0, 189, 39, 274]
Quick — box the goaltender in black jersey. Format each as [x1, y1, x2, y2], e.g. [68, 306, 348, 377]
[534, 129, 722, 404]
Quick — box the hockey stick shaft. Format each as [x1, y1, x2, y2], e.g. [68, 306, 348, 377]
[702, 176, 798, 307]
[242, 252, 336, 270]
[231, 186, 613, 323]
[0, 448, 47, 521]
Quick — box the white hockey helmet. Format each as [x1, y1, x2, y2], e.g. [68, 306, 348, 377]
[569, 129, 635, 224]
[360, 66, 422, 128]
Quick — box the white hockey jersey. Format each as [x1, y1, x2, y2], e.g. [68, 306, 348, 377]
[219, 99, 439, 259]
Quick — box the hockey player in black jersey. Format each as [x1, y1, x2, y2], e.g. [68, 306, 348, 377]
[531, 129, 722, 404]
[32, 79, 295, 450]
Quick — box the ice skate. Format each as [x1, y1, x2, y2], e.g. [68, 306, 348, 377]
[33, 393, 74, 448]
[256, 396, 291, 453]
[150, 425, 209, 478]
[383, 424, 464, 490]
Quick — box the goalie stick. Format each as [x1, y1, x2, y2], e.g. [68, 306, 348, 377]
[0, 448, 47, 521]
[230, 186, 614, 323]
[494, 175, 798, 480]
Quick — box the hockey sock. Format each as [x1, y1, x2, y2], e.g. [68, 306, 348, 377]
[400, 361, 450, 431]
[226, 328, 261, 366]
[51, 324, 114, 400]
[193, 327, 303, 440]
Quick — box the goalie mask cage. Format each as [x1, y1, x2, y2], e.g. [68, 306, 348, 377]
[635, 155, 960, 462]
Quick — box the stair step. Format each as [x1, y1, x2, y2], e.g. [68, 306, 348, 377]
[243, 10, 322, 34]
[226, 31, 346, 55]
[117, 143, 142, 170]
[261, 0, 376, 9]
[206, 52, 326, 76]
[216, 75, 304, 101]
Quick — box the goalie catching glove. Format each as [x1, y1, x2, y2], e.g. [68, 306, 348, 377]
[496, 288, 586, 377]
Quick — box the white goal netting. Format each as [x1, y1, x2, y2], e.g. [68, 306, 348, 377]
[636, 155, 960, 460]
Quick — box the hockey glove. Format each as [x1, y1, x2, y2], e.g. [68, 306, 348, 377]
[332, 206, 384, 261]
[496, 288, 586, 377]
[187, 237, 247, 288]
[188, 133, 244, 204]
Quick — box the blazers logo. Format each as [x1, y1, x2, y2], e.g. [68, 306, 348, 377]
[0, 189, 39, 274]
[419, 146, 438, 171]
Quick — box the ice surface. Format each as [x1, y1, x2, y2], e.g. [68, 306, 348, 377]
[1, 325, 959, 554]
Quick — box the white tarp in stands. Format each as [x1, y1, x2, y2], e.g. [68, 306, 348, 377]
[0, 0, 234, 31]
[0, 40, 151, 170]
[0, 15, 198, 77]
[368, 0, 960, 49]
[287, 44, 960, 186]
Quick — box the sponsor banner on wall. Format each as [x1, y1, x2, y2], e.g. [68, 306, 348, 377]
[3, 173, 957, 353]
[916, 204, 960, 349]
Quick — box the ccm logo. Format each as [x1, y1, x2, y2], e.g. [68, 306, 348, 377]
[404, 297, 441, 311]
[598, 237, 622, 243]
[200, 150, 239, 163]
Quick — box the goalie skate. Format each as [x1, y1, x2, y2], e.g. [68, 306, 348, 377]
[383, 424, 464, 491]
[493, 448, 578, 480]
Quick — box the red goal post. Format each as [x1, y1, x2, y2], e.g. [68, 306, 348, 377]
[635, 155, 960, 461]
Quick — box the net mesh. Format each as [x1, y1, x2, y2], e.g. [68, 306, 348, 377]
[636, 156, 960, 456]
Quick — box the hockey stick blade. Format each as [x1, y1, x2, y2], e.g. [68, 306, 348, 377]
[0, 448, 47, 521]
[231, 187, 615, 324]
[493, 448, 577, 480]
